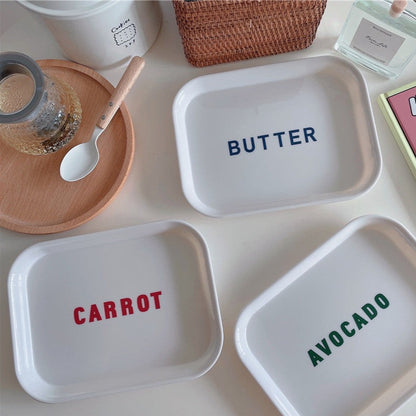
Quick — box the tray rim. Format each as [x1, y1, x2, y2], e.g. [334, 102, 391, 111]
[8, 219, 224, 403]
[172, 55, 382, 217]
[0, 59, 135, 235]
[234, 214, 416, 416]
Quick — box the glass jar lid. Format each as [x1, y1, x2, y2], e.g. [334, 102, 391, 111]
[0, 52, 44, 123]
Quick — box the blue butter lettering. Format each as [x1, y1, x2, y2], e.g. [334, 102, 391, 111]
[227, 127, 318, 157]
[289, 129, 301, 145]
[228, 140, 241, 156]
[273, 131, 285, 147]
[304, 127, 317, 143]
[257, 134, 269, 150]
[243, 137, 255, 153]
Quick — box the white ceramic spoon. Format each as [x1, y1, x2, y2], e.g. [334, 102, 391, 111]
[60, 56, 145, 182]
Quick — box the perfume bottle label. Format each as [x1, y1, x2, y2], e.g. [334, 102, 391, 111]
[351, 18, 405, 64]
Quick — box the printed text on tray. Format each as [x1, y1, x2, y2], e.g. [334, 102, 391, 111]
[227, 127, 317, 157]
[73, 290, 162, 325]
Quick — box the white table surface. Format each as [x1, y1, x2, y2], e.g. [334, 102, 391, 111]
[1, 1, 416, 415]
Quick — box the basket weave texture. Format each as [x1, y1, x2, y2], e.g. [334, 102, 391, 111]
[172, 0, 327, 67]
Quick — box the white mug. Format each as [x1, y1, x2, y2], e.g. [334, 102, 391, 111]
[15, 0, 162, 69]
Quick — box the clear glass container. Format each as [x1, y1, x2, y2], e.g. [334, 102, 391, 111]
[334, 0, 416, 78]
[0, 52, 82, 155]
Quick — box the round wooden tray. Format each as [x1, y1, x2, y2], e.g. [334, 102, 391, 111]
[0, 60, 134, 234]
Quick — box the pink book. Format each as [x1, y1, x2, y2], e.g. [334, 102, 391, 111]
[378, 81, 416, 179]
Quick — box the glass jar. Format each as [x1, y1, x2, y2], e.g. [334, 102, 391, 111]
[334, 0, 416, 78]
[0, 52, 82, 155]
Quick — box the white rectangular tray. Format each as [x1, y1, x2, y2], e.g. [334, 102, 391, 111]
[236, 215, 416, 416]
[8, 221, 223, 402]
[173, 56, 381, 217]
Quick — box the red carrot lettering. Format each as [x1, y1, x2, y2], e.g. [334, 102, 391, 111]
[73, 307, 85, 325]
[89, 304, 102, 322]
[137, 295, 150, 312]
[103, 301, 117, 319]
[150, 291, 162, 309]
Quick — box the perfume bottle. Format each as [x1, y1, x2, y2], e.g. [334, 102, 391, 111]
[335, 0, 416, 78]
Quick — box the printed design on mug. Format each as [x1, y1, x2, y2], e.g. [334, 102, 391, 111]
[112, 18, 137, 48]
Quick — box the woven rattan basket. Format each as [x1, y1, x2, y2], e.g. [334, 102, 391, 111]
[172, 0, 327, 67]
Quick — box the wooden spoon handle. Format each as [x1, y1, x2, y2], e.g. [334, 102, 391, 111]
[96, 56, 145, 129]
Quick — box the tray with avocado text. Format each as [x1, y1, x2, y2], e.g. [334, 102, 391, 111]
[236, 215, 416, 416]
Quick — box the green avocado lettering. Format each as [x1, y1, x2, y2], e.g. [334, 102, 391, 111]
[307, 293, 390, 368]
[308, 349, 324, 367]
[352, 312, 368, 329]
[315, 338, 332, 356]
